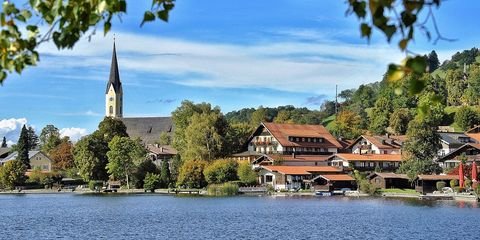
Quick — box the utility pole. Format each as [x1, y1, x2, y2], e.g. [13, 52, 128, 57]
[335, 84, 338, 120]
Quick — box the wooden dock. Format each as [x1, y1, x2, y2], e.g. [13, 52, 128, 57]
[169, 189, 201, 195]
[238, 187, 267, 194]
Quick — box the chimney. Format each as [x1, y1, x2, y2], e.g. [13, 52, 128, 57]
[155, 143, 159, 148]
[385, 133, 390, 139]
[160, 147, 164, 153]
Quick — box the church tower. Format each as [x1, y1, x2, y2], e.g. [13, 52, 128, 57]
[105, 41, 123, 118]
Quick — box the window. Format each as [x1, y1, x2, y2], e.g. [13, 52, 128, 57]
[42, 165, 48, 170]
[109, 97, 114, 101]
[109, 106, 113, 114]
[302, 138, 305, 142]
[266, 175, 273, 182]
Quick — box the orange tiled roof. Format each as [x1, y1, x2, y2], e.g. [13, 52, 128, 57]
[354, 135, 405, 150]
[467, 133, 480, 143]
[267, 154, 331, 162]
[335, 153, 403, 162]
[320, 174, 355, 181]
[262, 166, 342, 175]
[263, 122, 342, 148]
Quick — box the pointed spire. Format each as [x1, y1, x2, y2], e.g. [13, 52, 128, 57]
[106, 39, 122, 94]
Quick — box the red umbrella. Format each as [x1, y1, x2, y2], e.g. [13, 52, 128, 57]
[472, 161, 478, 182]
[459, 162, 464, 188]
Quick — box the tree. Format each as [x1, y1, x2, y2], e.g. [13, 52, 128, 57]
[176, 159, 208, 188]
[106, 136, 145, 189]
[0, 160, 26, 189]
[97, 117, 128, 143]
[182, 111, 227, 161]
[39, 124, 61, 154]
[159, 161, 171, 188]
[427, 50, 440, 73]
[237, 161, 257, 186]
[250, 106, 269, 128]
[454, 106, 479, 131]
[445, 69, 467, 106]
[389, 108, 413, 135]
[333, 110, 362, 139]
[203, 160, 238, 184]
[73, 134, 109, 181]
[143, 173, 161, 193]
[133, 160, 159, 189]
[369, 96, 393, 135]
[274, 110, 292, 123]
[0, 0, 174, 83]
[27, 126, 39, 150]
[16, 125, 30, 168]
[157, 132, 171, 146]
[1, 137, 7, 148]
[223, 122, 253, 155]
[49, 138, 74, 171]
[463, 65, 480, 105]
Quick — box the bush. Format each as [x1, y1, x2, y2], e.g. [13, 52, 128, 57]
[203, 160, 238, 184]
[464, 179, 472, 189]
[436, 181, 446, 191]
[237, 161, 257, 186]
[176, 159, 208, 188]
[0, 160, 26, 190]
[144, 173, 161, 192]
[88, 180, 103, 191]
[27, 170, 54, 187]
[450, 179, 458, 188]
[359, 180, 377, 195]
[206, 182, 239, 196]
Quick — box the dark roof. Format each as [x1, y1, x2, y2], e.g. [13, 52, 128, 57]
[146, 144, 178, 155]
[367, 172, 409, 180]
[348, 135, 405, 150]
[0, 147, 11, 158]
[438, 132, 472, 147]
[121, 117, 174, 144]
[437, 143, 480, 162]
[105, 42, 122, 94]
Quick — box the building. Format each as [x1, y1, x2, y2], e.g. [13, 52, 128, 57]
[414, 175, 459, 194]
[367, 172, 411, 189]
[252, 154, 331, 166]
[0, 147, 11, 160]
[437, 143, 480, 169]
[329, 153, 403, 172]
[104, 41, 175, 145]
[437, 132, 474, 157]
[0, 151, 52, 171]
[348, 135, 405, 154]
[146, 144, 178, 166]
[257, 165, 345, 190]
[246, 122, 342, 155]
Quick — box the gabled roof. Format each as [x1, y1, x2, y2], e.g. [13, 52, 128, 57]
[415, 175, 459, 181]
[121, 117, 173, 144]
[438, 132, 472, 147]
[437, 143, 480, 162]
[261, 166, 342, 175]
[1, 151, 47, 163]
[466, 133, 480, 143]
[333, 153, 403, 162]
[466, 125, 480, 133]
[105, 42, 122, 94]
[348, 135, 405, 150]
[266, 154, 332, 162]
[250, 122, 341, 148]
[312, 174, 355, 181]
[367, 172, 409, 180]
[146, 144, 177, 155]
[0, 147, 11, 158]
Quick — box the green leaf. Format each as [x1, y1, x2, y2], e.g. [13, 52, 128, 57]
[401, 12, 416, 27]
[398, 39, 408, 51]
[406, 56, 427, 74]
[408, 78, 425, 95]
[157, 10, 169, 22]
[0, 71, 6, 83]
[360, 23, 371, 39]
[104, 22, 111, 36]
[383, 25, 396, 42]
[387, 64, 404, 82]
[141, 11, 155, 26]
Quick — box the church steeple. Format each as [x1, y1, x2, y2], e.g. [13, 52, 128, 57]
[105, 39, 123, 118]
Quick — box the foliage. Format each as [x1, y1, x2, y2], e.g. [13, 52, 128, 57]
[49, 138, 74, 171]
[465, 178, 472, 189]
[369, 96, 392, 135]
[250, 106, 269, 128]
[358, 179, 377, 195]
[237, 161, 257, 186]
[203, 160, 238, 184]
[39, 125, 61, 154]
[157, 132, 171, 146]
[426, 50, 440, 73]
[176, 159, 208, 189]
[159, 161, 171, 188]
[16, 125, 30, 168]
[333, 110, 362, 139]
[143, 173, 161, 192]
[454, 106, 479, 131]
[450, 179, 458, 188]
[0, 160, 26, 189]
[73, 134, 109, 181]
[206, 182, 239, 196]
[169, 155, 182, 184]
[223, 123, 253, 155]
[97, 117, 128, 143]
[0, 0, 174, 83]
[106, 136, 145, 189]
[436, 181, 446, 191]
[133, 160, 159, 189]
[88, 180, 103, 191]
[389, 108, 413, 135]
[26, 169, 54, 187]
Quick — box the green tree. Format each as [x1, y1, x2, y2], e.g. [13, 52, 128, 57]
[176, 159, 208, 188]
[97, 117, 128, 143]
[454, 106, 479, 131]
[27, 126, 39, 150]
[157, 132, 171, 145]
[73, 134, 109, 181]
[250, 106, 269, 128]
[16, 125, 30, 168]
[0, 160, 26, 189]
[183, 111, 227, 161]
[1, 136, 7, 148]
[203, 160, 238, 184]
[389, 108, 413, 135]
[133, 160, 159, 189]
[143, 172, 161, 193]
[463, 65, 480, 105]
[224, 122, 253, 155]
[106, 136, 145, 189]
[274, 110, 292, 123]
[237, 161, 257, 186]
[39, 124, 61, 154]
[333, 110, 362, 139]
[159, 161, 171, 188]
[445, 69, 467, 106]
[427, 50, 440, 73]
[369, 96, 393, 135]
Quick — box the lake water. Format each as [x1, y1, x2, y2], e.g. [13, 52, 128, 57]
[0, 194, 478, 239]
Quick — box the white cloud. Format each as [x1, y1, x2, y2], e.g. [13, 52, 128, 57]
[37, 30, 409, 93]
[0, 118, 28, 146]
[60, 128, 88, 142]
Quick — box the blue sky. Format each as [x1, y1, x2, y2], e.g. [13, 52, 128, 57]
[0, 0, 478, 143]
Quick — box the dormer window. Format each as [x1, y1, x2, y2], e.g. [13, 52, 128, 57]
[109, 97, 114, 101]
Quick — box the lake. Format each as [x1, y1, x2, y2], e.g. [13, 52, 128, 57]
[0, 194, 478, 239]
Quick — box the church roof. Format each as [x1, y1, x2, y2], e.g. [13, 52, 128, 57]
[121, 117, 174, 144]
[105, 42, 122, 94]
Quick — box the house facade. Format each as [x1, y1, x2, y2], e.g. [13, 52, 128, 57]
[437, 143, 480, 169]
[348, 135, 404, 155]
[246, 122, 342, 155]
[0, 151, 52, 172]
[252, 154, 331, 166]
[146, 144, 178, 166]
[437, 132, 474, 157]
[329, 153, 403, 172]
